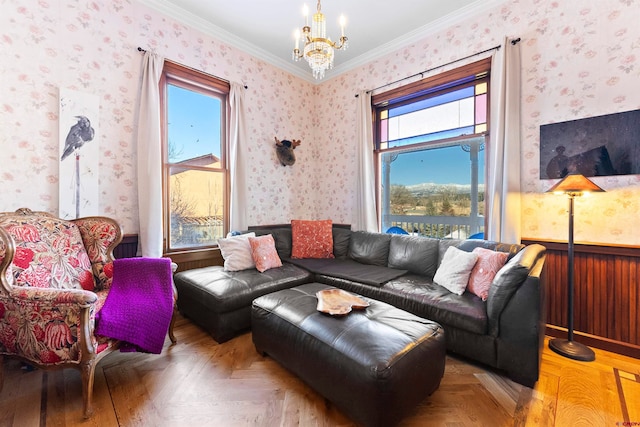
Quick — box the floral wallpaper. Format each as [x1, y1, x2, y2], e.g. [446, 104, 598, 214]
[0, 0, 638, 246]
[0, 0, 316, 234]
[315, 0, 640, 245]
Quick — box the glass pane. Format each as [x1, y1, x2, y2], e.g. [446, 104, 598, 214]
[388, 126, 475, 148]
[380, 119, 388, 143]
[389, 86, 474, 118]
[388, 97, 475, 143]
[167, 84, 222, 164]
[169, 168, 225, 249]
[475, 93, 487, 124]
[380, 139, 484, 239]
[475, 82, 487, 95]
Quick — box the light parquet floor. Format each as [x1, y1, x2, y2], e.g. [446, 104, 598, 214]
[1, 313, 639, 427]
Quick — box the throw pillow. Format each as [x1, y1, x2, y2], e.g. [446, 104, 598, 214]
[433, 246, 479, 295]
[217, 232, 256, 271]
[249, 234, 283, 272]
[467, 247, 509, 301]
[291, 219, 335, 259]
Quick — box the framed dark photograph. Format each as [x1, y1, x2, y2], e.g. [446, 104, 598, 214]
[539, 109, 640, 179]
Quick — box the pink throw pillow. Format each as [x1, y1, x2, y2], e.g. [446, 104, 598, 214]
[291, 219, 334, 259]
[248, 234, 283, 272]
[467, 247, 509, 301]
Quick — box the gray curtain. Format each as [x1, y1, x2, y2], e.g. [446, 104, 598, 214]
[487, 37, 522, 243]
[136, 51, 164, 257]
[354, 90, 378, 232]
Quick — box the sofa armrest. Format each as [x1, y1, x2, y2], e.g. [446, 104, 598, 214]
[487, 244, 546, 336]
[495, 253, 547, 387]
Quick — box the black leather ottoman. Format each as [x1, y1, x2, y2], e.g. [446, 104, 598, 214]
[251, 282, 446, 427]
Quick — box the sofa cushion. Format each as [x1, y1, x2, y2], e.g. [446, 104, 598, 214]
[437, 239, 462, 267]
[174, 263, 313, 314]
[334, 274, 488, 335]
[388, 235, 439, 277]
[217, 232, 256, 271]
[286, 258, 407, 287]
[433, 246, 478, 295]
[291, 219, 334, 259]
[348, 231, 391, 266]
[457, 239, 524, 261]
[332, 227, 351, 259]
[467, 248, 509, 301]
[254, 228, 292, 259]
[249, 234, 282, 272]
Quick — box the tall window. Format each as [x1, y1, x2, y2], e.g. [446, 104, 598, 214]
[161, 62, 230, 252]
[374, 58, 490, 239]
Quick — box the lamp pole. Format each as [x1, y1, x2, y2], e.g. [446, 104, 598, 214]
[567, 192, 575, 342]
[548, 191, 595, 361]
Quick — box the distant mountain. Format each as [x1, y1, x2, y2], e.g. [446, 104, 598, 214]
[404, 182, 485, 196]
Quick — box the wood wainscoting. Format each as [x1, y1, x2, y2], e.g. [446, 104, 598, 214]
[113, 234, 223, 272]
[522, 239, 640, 359]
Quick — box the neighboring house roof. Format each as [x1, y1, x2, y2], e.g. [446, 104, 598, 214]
[170, 154, 220, 175]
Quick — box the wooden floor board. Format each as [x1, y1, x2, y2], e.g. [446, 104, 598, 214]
[1, 313, 639, 426]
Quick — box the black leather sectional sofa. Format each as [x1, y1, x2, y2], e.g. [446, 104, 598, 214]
[174, 224, 546, 387]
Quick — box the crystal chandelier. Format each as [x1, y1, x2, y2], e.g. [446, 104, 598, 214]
[292, 0, 348, 80]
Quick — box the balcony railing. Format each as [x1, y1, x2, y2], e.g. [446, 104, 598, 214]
[383, 214, 484, 239]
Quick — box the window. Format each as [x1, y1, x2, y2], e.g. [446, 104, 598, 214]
[374, 58, 490, 239]
[161, 62, 230, 252]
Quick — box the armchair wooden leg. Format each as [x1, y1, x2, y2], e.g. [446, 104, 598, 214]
[0, 355, 4, 392]
[168, 306, 178, 344]
[81, 360, 97, 419]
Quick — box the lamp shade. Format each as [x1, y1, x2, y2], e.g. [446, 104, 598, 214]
[546, 173, 605, 194]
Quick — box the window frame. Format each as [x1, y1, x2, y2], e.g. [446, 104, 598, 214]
[160, 61, 230, 255]
[373, 58, 491, 234]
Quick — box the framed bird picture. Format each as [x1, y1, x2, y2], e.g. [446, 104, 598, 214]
[59, 88, 100, 219]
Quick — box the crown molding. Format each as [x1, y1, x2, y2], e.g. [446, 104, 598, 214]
[135, 0, 315, 82]
[136, 0, 507, 85]
[328, 0, 506, 79]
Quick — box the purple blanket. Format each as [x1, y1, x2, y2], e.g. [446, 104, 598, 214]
[95, 257, 173, 354]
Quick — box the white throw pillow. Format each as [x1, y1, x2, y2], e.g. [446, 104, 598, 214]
[217, 232, 256, 271]
[433, 246, 479, 295]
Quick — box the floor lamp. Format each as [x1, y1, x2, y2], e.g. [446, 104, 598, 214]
[546, 173, 604, 361]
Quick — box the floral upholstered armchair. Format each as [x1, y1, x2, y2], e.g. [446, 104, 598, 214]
[0, 208, 176, 418]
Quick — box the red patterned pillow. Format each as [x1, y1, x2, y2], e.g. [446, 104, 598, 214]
[467, 247, 509, 301]
[248, 234, 283, 273]
[291, 219, 334, 259]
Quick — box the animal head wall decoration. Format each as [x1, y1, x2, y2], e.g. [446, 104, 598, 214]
[274, 137, 301, 166]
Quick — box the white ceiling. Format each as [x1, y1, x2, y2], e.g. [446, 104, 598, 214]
[138, 0, 505, 83]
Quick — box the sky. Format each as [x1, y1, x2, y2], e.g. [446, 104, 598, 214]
[167, 84, 222, 163]
[389, 144, 485, 186]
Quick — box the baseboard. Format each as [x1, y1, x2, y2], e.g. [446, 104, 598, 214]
[546, 324, 640, 359]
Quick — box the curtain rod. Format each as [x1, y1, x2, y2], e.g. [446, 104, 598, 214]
[355, 38, 520, 98]
[137, 47, 248, 89]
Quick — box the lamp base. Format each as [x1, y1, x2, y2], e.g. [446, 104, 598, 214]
[549, 338, 595, 361]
